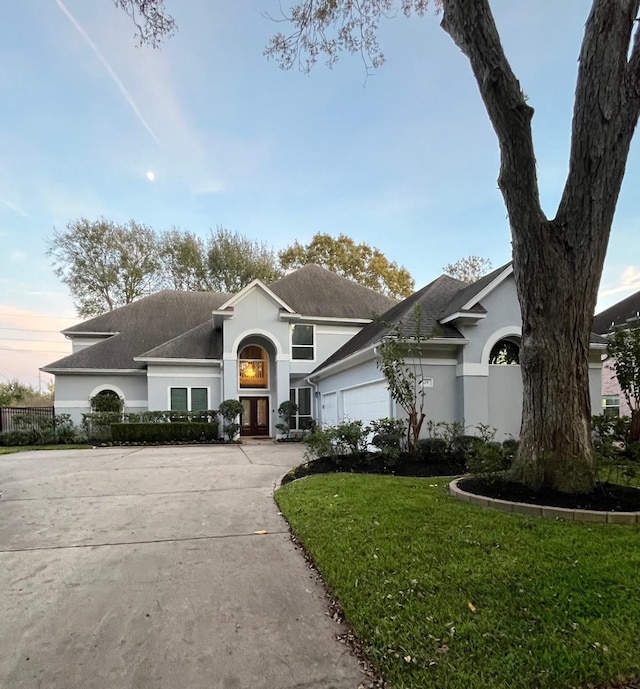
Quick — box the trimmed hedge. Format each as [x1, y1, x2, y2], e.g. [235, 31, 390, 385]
[111, 421, 219, 443]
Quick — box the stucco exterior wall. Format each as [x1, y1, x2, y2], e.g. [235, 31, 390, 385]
[488, 365, 522, 440]
[54, 374, 148, 425]
[146, 364, 222, 411]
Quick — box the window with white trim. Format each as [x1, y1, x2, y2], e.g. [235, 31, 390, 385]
[170, 387, 209, 412]
[289, 387, 313, 430]
[602, 395, 620, 418]
[292, 324, 314, 360]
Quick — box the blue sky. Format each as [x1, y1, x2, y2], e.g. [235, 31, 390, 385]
[1, 0, 639, 387]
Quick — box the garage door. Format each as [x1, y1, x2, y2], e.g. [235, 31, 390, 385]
[321, 392, 338, 427]
[342, 381, 391, 425]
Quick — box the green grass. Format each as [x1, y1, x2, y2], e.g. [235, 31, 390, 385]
[0, 444, 93, 455]
[275, 474, 640, 689]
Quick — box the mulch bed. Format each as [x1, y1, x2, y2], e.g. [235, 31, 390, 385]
[458, 476, 640, 512]
[281, 453, 465, 485]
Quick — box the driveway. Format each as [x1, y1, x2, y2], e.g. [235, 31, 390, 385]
[0, 443, 365, 689]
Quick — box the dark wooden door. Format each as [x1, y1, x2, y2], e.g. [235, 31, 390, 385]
[240, 397, 269, 436]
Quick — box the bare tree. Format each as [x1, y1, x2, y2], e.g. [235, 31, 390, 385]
[443, 256, 493, 284]
[265, 0, 640, 494]
[112, 0, 176, 48]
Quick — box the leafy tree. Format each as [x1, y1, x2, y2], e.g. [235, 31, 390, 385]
[0, 381, 23, 406]
[443, 256, 493, 284]
[607, 324, 640, 442]
[158, 228, 210, 291]
[207, 226, 282, 293]
[48, 218, 162, 318]
[279, 232, 414, 298]
[0, 380, 53, 407]
[266, 0, 640, 494]
[376, 305, 429, 454]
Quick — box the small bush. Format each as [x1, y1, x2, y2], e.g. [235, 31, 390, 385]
[465, 441, 511, 475]
[371, 418, 407, 464]
[416, 437, 449, 463]
[303, 421, 370, 461]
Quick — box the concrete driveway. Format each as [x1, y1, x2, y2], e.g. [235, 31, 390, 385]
[0, 443, 365, 689]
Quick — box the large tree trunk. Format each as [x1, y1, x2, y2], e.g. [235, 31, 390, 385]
[510, 224, 601, 492]
[442, 0, 640, 492]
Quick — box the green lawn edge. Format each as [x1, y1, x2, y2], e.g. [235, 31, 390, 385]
[275, 473, 640, 689]
[0, 444, 93, 455]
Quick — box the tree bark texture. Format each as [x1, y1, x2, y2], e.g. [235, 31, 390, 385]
[442, 0, 640, 492]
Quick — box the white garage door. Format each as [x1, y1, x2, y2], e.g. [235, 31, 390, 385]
[342, 381, 391, 425]
[321, 392, 338, 427]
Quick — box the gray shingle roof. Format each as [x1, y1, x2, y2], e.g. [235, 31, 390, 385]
[44, 266, 397, 371]
[313, 274, 467, 373]
[44, 291, 230, 371]
[138, 321, 223, 360]
[269, 264, 397, 319]
[593, 290, 640, 334]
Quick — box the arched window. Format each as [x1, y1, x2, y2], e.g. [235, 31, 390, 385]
[489, 337, 520, 365]
[239, 345, 268, 388]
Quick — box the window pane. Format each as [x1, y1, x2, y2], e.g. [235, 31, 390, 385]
[298, 388, 311, 415]
[170, 388, 188, 411]
[292, 346, 314, 360]
[292, 325, 313, 346]
[191, 388, 208, 412]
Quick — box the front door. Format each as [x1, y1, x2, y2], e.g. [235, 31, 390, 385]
[240, 397, 270, 436]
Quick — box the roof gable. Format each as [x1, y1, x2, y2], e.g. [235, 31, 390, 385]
[217, 279, 296, 314]
[439, 262, 512, 320]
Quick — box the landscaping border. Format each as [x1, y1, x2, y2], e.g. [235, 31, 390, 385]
[449, 477, 640, 524]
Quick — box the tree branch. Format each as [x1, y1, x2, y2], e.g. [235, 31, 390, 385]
[440, 0, 545, 231]
[557, 0, 640, 238]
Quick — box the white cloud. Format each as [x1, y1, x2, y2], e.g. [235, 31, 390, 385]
[596, 265, 640, 312]
[10, 250, 26, 263]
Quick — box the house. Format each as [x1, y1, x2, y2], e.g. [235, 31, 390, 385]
[43, 262, 605, 441]
[592, 289, 640, 418]
[42, 265, 396, 436]
[308, 263, 605, 441]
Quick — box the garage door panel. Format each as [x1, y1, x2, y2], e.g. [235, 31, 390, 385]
[342, 382, 390, 425]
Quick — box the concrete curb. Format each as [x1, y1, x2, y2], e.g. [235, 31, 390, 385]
[448, 478, 640, 524]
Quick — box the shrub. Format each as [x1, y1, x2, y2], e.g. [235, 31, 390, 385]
[465, 441, 511, 475]
[218, 399, 244, 441]
[82, 412, 122, 442]
[276, 400, 298, 439]
[370, 418, 407, 464]
[111, 422, 219, 443]
[416, 437, 450, 463]
[303, 421, 370, 461]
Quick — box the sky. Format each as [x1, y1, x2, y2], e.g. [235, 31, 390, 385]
[1, 0, 639, 388]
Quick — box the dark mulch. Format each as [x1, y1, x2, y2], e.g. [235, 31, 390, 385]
[281, 452, 465, 485]
[459, 476, 640, 512]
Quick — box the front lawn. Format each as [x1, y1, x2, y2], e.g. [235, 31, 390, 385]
[275, 474, 640, 689]
[0, 444, 92, 455]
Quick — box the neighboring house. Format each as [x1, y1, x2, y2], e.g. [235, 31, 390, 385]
[592, 289, 640, 418]
[308, 263, 605, 441]
[43, 262, 605, 441]
[42, 265, 396, 437]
